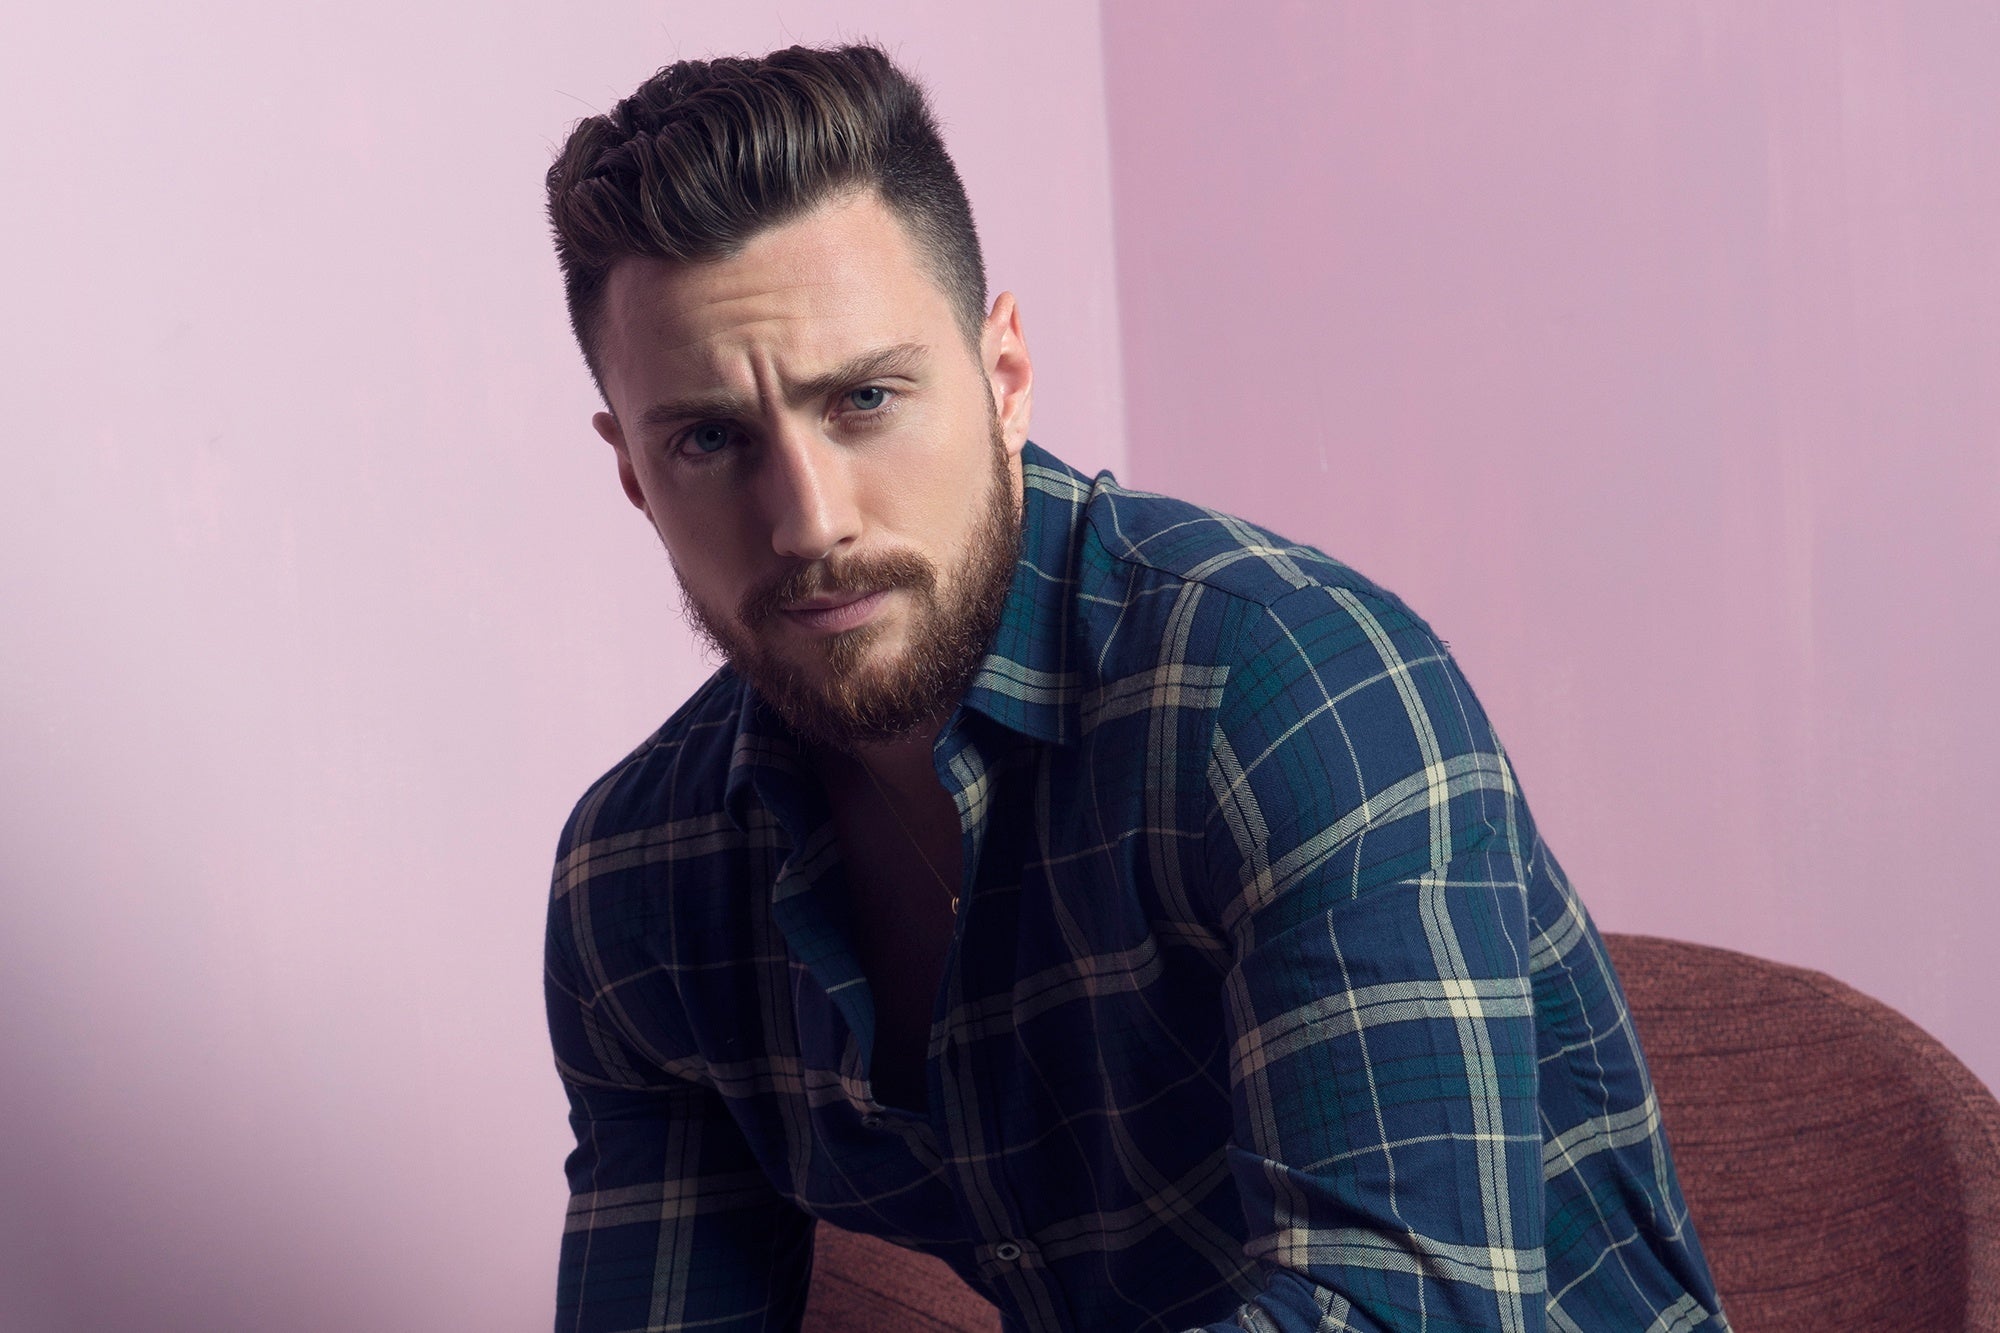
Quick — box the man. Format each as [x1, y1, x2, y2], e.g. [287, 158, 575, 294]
[542, 43, 1727, 1333]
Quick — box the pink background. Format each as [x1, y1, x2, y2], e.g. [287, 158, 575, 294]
[3, 3, 1994, 1327]
[1102, 0, 2000, 1100]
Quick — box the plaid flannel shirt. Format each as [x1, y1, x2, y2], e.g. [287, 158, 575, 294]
[545, 443, 1727, 1332]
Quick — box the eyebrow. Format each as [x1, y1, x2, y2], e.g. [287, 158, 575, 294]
[635, 342, 930, 432]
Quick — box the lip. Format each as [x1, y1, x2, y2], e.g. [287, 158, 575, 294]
[778, 589, 891, 635]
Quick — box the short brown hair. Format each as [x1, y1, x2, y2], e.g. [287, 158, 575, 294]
[546, 43, 988, 397]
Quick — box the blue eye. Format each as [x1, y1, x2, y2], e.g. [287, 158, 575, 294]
[686, 423, 734, 455]
[847, 386, 888, 411]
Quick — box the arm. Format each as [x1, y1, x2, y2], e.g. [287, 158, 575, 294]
[546, 884, 814, 1332]
[1198, 585, 1544, 1332]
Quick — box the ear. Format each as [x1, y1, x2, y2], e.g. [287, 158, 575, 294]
[594, 410, 652, 518]
[980, 292, 1034, 460]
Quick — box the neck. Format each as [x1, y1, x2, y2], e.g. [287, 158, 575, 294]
[818, 716, 947, 799]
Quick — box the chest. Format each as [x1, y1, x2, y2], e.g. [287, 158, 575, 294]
[824, 775, 965, 1111]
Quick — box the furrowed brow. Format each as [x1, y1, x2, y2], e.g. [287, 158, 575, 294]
[637, 390, 751, 432]
[633, 343, 930, 433]
[790, 343, 929, 404]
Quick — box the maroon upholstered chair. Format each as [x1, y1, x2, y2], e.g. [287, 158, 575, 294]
[1605, 933, 2000, 1332]
[805, 935, 2000, 1331]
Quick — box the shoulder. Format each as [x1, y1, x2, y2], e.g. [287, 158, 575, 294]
[544, 671, 748, 1081]
[1075, 474, 1447, 670]
[1069, 476, 1500, 802]
[552, 665, 746, 867]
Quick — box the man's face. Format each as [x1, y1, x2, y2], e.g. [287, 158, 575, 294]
[591, 190, 1035, 752]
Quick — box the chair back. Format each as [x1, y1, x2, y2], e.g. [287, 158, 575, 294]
[1606, 932, 2000, 1332]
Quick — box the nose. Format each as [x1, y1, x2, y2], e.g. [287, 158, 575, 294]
[759, 423, 862, 563]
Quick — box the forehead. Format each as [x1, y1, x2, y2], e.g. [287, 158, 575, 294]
[595, 192, 957, 403]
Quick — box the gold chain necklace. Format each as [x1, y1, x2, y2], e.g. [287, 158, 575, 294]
[858, 759, 961, 916]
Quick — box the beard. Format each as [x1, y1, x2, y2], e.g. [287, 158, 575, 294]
[673, 424, 1022, 754]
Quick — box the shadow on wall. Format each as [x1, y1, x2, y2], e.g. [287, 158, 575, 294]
[0, 746, 471, 1333]
[0, 1015, 413, 1332]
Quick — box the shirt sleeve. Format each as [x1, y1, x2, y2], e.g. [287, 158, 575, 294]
[545, 880, 815, 1333]
[1196, 584, 1546, 1333]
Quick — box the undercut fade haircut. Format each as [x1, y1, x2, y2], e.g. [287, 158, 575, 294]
[546, 42, 988, 399]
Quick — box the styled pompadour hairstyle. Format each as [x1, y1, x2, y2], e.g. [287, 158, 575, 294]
[545, 42, 988, 397]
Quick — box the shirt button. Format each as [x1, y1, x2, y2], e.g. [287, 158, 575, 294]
[993, 1241, 1023, 1262]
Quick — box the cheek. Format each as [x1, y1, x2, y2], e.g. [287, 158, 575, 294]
[664, 545, 746, 623]
[652, 505, 737, 582]
[653, 487, 735, 545]
[888, 432, 991, 525]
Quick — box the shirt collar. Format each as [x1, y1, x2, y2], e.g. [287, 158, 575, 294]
[958, 440, 1090, 748]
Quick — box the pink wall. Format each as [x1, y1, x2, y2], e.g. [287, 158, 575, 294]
[0, 4, 1119, 1328]
[1104, 3, 2000, 1089]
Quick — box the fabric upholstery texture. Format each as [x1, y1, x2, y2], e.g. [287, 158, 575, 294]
[805, 934, 2000, 1330]
[804, 1224, 1001, 1332]
[1606, 933, 2000, 1333]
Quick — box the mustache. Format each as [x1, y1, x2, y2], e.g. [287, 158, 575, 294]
[739, 549, 937, 628]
